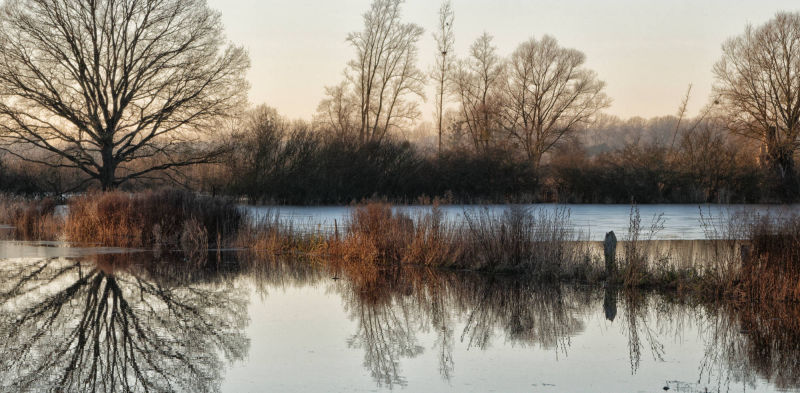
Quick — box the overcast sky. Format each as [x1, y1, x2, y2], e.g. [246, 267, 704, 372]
[206, 0, 799, 123]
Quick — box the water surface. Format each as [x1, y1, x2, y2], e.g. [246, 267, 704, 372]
[0, 244, 797, 392]
[247, 203, 800, 240]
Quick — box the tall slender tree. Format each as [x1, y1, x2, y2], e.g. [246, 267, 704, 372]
[432, 1, 455, 156]
[346, 0, 426, 145]
[451, 33, 504, 153]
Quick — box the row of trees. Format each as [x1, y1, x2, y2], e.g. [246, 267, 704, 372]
[0, 0, 797, 201]
[316, 0, 609, 170]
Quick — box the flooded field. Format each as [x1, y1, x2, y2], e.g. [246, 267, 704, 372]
[0, 241, 798, 392]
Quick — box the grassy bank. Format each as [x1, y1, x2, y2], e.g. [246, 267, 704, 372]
[1, 191, 799, 302]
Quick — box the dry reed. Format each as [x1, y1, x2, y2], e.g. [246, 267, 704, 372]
[0, 195, 62, 240]
[65, 189, 242, 249]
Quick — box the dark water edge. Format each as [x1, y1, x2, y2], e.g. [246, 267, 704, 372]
[0, 246, 798, 393]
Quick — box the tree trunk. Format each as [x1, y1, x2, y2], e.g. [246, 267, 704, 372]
[766, 142, 798, 198]
[100, 147, 116, 191]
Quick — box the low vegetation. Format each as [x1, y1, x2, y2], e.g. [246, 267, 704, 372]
[2, 191, 800, 303]
[0, 195, 61, 240]
[65, 190, 242, 249]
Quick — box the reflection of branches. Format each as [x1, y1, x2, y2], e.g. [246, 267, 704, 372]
[0, 256, 249, 393]
[700, 301, 800, 392]
[335, 265, 590, 385]
[458, 278, 588, 355]
[620, 291, 665, 374]
[338, 267, 425, 388]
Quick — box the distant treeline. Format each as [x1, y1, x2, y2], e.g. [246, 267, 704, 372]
[0, 107, 790, 204]
[187, 107, 786, 205]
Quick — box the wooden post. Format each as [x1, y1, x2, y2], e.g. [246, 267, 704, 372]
[604, 231, 617, 276]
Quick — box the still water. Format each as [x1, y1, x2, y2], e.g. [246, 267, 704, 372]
[0, 242, 797, 392]
[247, 204, 800, 241]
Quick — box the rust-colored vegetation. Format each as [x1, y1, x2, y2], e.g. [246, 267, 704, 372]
[0, 195, 61, 240]
[64, 189, 242, 248]
[2, 192, 800, 303]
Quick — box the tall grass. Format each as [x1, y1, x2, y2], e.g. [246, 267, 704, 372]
[235, 209, 327, 256]
[65, 189, 242, 249]
[738, 214, 800, 301]
[462, 206, 591, 277]
[698, 209, 800, 301]
[0, 195, 62, 240]
[327, 203, 598, 279]
[619, 205, 667, 287]
[328, 203, 460, 267]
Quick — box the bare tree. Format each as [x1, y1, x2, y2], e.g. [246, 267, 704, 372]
[499, 36, 609, 168]
[346, 0, 426, 145]
[713, 12, 800, 186]
[432, 1, 455, 156]
[0, 0, 249, 190]
[315, 82, 358, 140]
[451, 33, 505, 154]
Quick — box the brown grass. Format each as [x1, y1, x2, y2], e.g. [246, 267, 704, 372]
[461, 205, 592, 277]
[327, 203, 597, 279]
[0, 195, 62, 240]
[738, 214, 800, 301]
[696, 209, 800, 302]
[328, 203, 464, 269]
[65, 189, 242, 249]
[234, 210, 327, 256]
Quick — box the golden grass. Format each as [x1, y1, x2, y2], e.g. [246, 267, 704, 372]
[0, 195, 62, 240]
[65, 189, 242, 249]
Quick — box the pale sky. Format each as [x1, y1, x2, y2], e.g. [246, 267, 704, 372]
[206, 0, 800, 122]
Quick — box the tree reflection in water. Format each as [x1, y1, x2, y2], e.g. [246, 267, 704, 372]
[2, 251, 800, 392]
[699, 300, 800, 391]
[325, 258, 800, 392]
[330, 262, 590, 388]
[0, 253, 248, 393]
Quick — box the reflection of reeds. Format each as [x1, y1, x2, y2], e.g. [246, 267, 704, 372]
[700, 300, 800, 391]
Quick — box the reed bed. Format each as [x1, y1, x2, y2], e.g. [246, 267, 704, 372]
[234, 209, 327, 256]
[0, 194, 62, 240]
[327, 202, 600, 279]
[736, 213, 800, 301]
[65, 189, 242, 249]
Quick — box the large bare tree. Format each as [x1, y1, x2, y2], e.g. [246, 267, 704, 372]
[499, 36, 609, 168]
[346, 0, 425, 145]
[713, 11, 800, 185]
[432, 1, 454, 156]
[0, 0, 249, 190]
[451, 33, 505, 154]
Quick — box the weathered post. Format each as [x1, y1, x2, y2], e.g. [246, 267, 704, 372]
[604, 231, 617, 277]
